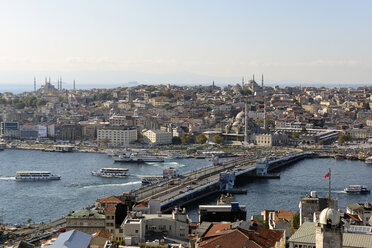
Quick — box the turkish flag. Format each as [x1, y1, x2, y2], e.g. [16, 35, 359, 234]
[324, 172, 330, 178]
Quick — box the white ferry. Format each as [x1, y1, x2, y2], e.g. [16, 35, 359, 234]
[114, 152, 164, 163]
[344, 185, 370, 194]
[15, 171, 61, 181]
[92, 168, 129, 178]
[365, 156, 372, 164]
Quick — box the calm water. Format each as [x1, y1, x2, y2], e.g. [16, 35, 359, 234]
[0, 150, 371, 224]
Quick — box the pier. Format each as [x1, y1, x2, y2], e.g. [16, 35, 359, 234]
[123, 152, 314, 213]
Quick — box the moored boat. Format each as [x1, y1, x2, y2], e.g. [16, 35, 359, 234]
[15, 171, 61, 181]
[113, 152, 164, 163]
[365, 157, 372, 164]
[344, 185, 370, 194]
[92, 168, 129, 178]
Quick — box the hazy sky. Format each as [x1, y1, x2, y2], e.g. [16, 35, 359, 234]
[0, 0, 371, 87]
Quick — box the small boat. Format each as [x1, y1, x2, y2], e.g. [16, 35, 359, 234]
[0, 143, 6, 151]
[344, 185, 370, 194]
[365, 157, 372, 164]
[114, 152, 164, 163]
[92, 168, 129, 178]
[15, 171, 61, 181]
[334, 153, 346, 160]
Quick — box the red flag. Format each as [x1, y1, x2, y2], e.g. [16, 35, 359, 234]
[324, 172, 329, 178]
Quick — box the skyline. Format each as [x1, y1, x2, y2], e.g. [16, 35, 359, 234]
[0, 0, 372, 85]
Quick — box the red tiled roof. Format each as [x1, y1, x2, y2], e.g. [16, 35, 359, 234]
[92, 230, 112, 239]
[203, 223, 234, 238]
[277, 210, 293, 219]
[96, 196, 122, 204]
[199, 229, 262, 248]
[105, 204, 116, 215]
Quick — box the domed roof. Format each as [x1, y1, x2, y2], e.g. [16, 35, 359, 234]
[319, 208, 340, 225]
[236, 111, 245, 120]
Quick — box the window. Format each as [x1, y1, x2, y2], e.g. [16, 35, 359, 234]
[135, 229, 138, 233]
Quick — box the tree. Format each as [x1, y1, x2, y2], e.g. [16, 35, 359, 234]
[338, 134, 351, 145]
[196, 134, 207, 144]
[293, 211, 300, 229]
[212, 135, 224, 144]
[292, 132, 300, 139]
[27, 218, 32, 224]
[160, 90, 174, 98]
[301, 126, 307, 134]
[172, 136, 181, 145]
[99, 138, 110, 147]
[180, 136, 192, 144]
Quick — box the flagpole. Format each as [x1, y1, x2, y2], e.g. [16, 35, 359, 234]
[328, 168, 331, 205]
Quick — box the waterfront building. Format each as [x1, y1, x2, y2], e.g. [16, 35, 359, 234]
[65, 209, 105, 234]
[142, 129, 172, 145]
[51, 230, 92, 248]
[299, 191, 338, 225]
[255, 133, 288, 147]
[0, 122, 19, 139]
[97, 126, 137, 147]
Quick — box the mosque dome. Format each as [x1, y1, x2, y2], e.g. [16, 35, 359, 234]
[236, 111, 245, 120]
[319, 208, 340, 226]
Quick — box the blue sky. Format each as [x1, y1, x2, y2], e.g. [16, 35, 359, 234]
[0, 0, 371, 87]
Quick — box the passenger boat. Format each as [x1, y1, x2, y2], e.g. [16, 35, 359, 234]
[15, 171, 61, 181]
[91, 168, 129, 178]
[365, 157, 372, 164]
[0, 143, 6, 151]
[113, 152, 164, 163]
[344, 185, 370, 194]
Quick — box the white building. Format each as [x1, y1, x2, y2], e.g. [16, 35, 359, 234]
[121, 208, 190, 246]
[97, 126, 137, 147]
[142, 130, 172, 145]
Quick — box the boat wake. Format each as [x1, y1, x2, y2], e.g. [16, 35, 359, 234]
[82, 181, 141, 189]
[0, 176, 15, 181]
[333, 190, 346, 194]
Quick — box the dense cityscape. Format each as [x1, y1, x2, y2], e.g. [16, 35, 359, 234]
[0, 79, 372, 247]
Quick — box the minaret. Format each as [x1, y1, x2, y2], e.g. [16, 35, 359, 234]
[57, 78, 60, 90]
[242, 77, 244, 88]
[244, 103, 248, 144]
[49, 76, 51, 84]
[252, 74, 255, 82]
[34, 77, 36, 92]
[73, 80, 76, 90]
[45, 77, 47, 85]
[262, 74, 267, 131]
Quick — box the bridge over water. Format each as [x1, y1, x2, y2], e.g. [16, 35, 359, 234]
[123, 152, 314, 212]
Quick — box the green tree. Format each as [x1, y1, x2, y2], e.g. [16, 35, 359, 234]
[15, 102, 25, 109]
[338, 134, 351, 145]
[160, 90, 174, 98]
[212, 135, 224, 144]
[292, 132, 300, 139]
[293, 210, 300, 229]
[196, 134, 207, 144]
[27, 218, 32, 224]
[301, 126, 307, 134]
[36, 99, 48, 106]
[172, 136, 181, 145]
[180, 136, 192, 144]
